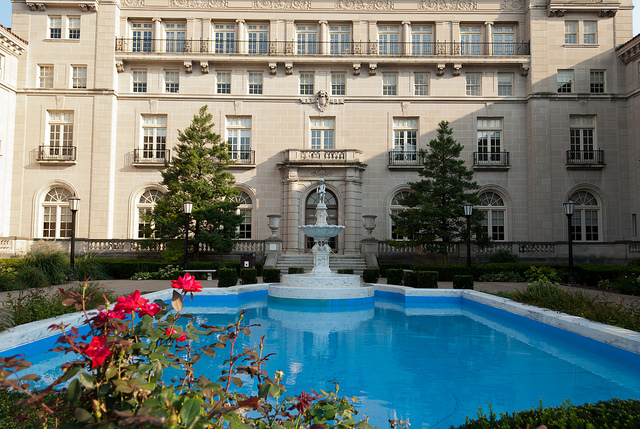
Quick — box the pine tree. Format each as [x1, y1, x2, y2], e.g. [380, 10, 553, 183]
[150, 105, 242, 260]
[391, 120, 489, 263]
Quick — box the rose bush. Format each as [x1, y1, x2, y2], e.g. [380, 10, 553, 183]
[0, 275, 377, 428]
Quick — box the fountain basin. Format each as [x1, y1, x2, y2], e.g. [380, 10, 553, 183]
[269, 273, 373, 299]
[298, 224, 344, 239]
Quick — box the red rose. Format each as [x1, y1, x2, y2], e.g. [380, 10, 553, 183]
[137, 302, 162, 317]
[83, 335, 111, 368]
[114, 290, 149, 314]
[171, 273, 203, 293]
[164, 327, 188, 342]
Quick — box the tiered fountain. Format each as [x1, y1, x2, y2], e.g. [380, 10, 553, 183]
[268, 179, 374, 300]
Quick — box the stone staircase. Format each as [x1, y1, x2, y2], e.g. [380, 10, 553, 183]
[275, 254, 368, 274]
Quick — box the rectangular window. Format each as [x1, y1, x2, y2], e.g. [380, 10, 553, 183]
[378, 26, 399, 55]
[39, 65, 53, 88]
[477, 118, 502, 163]
[557, 70, 573, 93]
[47, 111, 74, 158]
[493, 26, 514, 55]
[330, 25, 351, 55]
[248, 72, 263, 94]
[584, 21, 597, 44]
[72, 65, 87, 89]
[49, 16, 62, 39]
[331, 72, 346, 96]
[214, 23, 236, 53]
[68, 17, 80, 39]
[142, 116, 167, 161]
[226, 117, 252, 161]
[411, 25, 432, 56]
[217, 71, 231, 94]
[570, 116, 596, 162]
[393, 118, 418, 162]
[565, 21, 577, 44]
[461, 26, 481, 55]
[165, 70, 179, 93]
[165, 23, 186, 53]
[383, 73, 397, 95]
[132, 70, 147, 93]
[310, 118, 334, 149]
[466, 73, 481, 95]
[132, 22, 153, 52]
[497, 73, 513, 96]
[300, 72, 314, 95]
[590, 70, 605, 93]
[248, 24, 268, 54]
[297, 25, 317, 54]
[414, 73, 429, 95]
[481, 210, 505, 241]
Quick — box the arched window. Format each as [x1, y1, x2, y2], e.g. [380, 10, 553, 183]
[478, 192, 506, 241]
[137, 189, 163, 238]
[42, 187, 73, 238]
[305, 190, 338, 251]
[390, 191, 411, 240]
[569, 191, 600, 241]
[233, 191, 253, 239]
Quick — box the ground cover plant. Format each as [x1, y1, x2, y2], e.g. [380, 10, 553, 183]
[0, 275, 376, 428]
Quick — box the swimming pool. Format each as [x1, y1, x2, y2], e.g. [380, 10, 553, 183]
[4, 286, 640, 428]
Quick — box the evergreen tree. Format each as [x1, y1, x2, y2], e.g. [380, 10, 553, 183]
[149, 105, 242, 260]
[391, 120, 489, 263]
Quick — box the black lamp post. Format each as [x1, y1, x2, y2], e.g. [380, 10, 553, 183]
[183, 200, 193, 270]
[563, 200, 575, 285]
[68, 196, 80, 282]
[463, 203, 473, 269]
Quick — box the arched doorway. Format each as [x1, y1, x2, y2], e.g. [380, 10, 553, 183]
[305, 189, 338, 251]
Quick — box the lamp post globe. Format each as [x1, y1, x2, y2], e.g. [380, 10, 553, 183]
[463, 203, 473, 269]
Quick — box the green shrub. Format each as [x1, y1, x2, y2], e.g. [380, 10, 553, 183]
[453, 275, 474, 290]
[239, 268, 258, 284]
[131, 264, 183, 281]
[411, 264, 469, 281]
[487, 249, 519, 263]
[403, 271, 418, 287]
[362, 268, 380, 283]
[337, 268, 354, 274]
[21, 241, 69, 285]
[478, 271, 525, 282]
[579, 265, 636, 288]
[380, 263, 411, 277]
[15, 266, 49, 288]
[0, 273, 16, 291]
[387, 268, 404, 285]
[263, 268, 281, 283]
[524, 265, 562, 283]
[416, 271, 439, 288]
[0, 390, 69, 428]
[217, 268, 238, 287]
[288, 267, 305, 274]
[255, 261, 264, 277]
[74, 255, 109, 281]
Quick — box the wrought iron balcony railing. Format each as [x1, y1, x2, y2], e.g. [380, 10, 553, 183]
[133, 148, 170, 164]
[115, 38, 531, 57]
[473, 151, 510, 167]
[566, 149, 605, 165]
[37, 145, 77, 162]
[388, 150, 424, 167]
[229, 150, 255, 165]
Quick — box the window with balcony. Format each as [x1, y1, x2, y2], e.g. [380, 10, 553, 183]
[378, 26, 399, 55]
[476, 118, 506, 166]
[39, 65, 53, 88]
[136, 189, 163, 238]
[140, 116, 167, 163]
[557, 70, 573, 93]
[132, 70, 147, 93]
[300, 72, 314, 95]
[165, 23, 186, 53]
[248, 24, 269, 54]
[331, 72, 346, 96]
[49, 16, 62, 39]
[584, 21, 597, 44]
[227, 117, 252, 164]
[568, 115, 602, 165]
[217, 71, 231, 94]
[165, 70, 179, 93]
[248, 72, 263, 94]
[214, 23, 236, 53]
[466, 73, 481, 95]
[132, 22, 152, 52]
[41, 111, 75, 162]
[68, 17, 80, 39]
[330, 25, 351, 55]
[461, 26, 481, 55]
[498, 73, 513, 96]
[383, 73, 397, 95]
[311, 118, 334, 149]
[297, 25, 317, 54]
[411, 25, 432, 56]
[414, 73, 429, 95]
[569, 191, 600, 241]
[493, 26, 514, 55]
[233, 191, 253, 239]
[564, 21, 577, 44]
[392, 118, 418, 165]
[478, 192, 506, 241]
[590, 70, 605, 93]
[72, 65, 87, 89]
[41, 187, 73, 238]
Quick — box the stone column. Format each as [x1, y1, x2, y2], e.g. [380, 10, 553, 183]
[402, 21, 411, 56]
[485, 21, 493, 56]
[343, 168, 362, 255]
[236, 19, 246, 54]
[152, 18, 162, 53]
[284, 169, 300, 253]
[319, 21, 328, 55]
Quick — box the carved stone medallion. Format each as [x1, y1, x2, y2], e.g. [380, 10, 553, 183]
[419, 0, 477, 11]
[169, 0, 228, 7]
[336, 0, 394, 10]
[254, 0, 311, 9]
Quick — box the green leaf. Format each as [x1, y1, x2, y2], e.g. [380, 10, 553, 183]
[258, 383, 270, 398]
[67, 378, 81, 404]
[232, 377, 243, 388]
[74, 407, 94, 423]
[78, 372, 95, 389]
[180, 398, 202, 427]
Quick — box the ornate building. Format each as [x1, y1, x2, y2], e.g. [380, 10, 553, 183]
[2, 0, 638, 263]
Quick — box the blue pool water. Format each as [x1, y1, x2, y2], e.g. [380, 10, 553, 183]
[10, 292, 640, 428]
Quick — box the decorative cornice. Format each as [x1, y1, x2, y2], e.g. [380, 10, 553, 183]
[254, 0, 311, 9]
[169, 0, 228, 7]
[500, 0, 524, 11]
[418, 0, 476, 10]
[27, 3, 46, 11]
[79, 3, 97, 11]
[336, 0, 394, 10]
[122, 0, 145, 6]
[0, 28, 28, 55]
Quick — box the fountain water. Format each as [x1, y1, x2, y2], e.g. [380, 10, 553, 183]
[268, 179, 374, 299]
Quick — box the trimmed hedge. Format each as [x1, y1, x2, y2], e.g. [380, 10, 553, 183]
[416, 271, 438, 288]
[217, 268, 238, 288]
[263, 268, 281, 283]
[362, 268, 380, 283]
[453, 274, 474, 290]
[387, 269, 404, 285]
[239, 268, 258, 285]
[337, 268, 354, 274]
[288, 267, 305, 274]
[403, 271, 418, 287]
